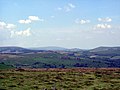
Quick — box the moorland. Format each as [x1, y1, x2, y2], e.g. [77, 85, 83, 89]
[0, 68, 120, 90]
[0, 46, 120, 90]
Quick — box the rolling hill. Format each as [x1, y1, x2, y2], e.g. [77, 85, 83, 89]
[30, 46, 68, 51]
[0, 46, 32, 53]
[89, 46, 120, 56]
[0, 46, 120, 69]
[0, 46, 43, 54]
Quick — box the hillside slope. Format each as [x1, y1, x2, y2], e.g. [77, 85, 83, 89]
[0, 46, 120, 68]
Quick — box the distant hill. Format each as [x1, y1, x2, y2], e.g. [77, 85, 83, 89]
[0, 46, 120, 54]
[30, 46, 68, 51]
[0, 46, 35, 53]
[67, 48, 84, 52]
[0, 46, 120, 68]
[89, 46, 120, 56]
[90, 46, 120, 52]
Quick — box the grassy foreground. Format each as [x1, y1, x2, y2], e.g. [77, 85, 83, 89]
[0, 68, 120, 90]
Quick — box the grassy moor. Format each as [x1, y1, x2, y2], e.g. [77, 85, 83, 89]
[0, 68, 120, 90]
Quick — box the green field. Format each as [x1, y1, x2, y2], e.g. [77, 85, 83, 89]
[0, 52, 117, 68]
[0, 63, 14, 70]
[0, 68, 120, 90]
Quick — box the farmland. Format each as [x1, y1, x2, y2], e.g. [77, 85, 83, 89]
[0, 46, 120, 69]
[0, 68, 120, 90]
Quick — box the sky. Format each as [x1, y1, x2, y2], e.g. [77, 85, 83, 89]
[0, 0, 120, 49]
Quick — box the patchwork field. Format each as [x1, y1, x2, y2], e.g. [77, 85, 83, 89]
[0, 68, 120, 90]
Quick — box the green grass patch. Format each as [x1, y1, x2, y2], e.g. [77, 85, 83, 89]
[0, 69, 120, 90]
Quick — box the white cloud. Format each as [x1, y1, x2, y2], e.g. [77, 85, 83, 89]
[28, 16, 40, 21]
[6, 24, 16, 30]
[10, 28, 31, 37]
[94, 24, 112, 29]
[0, 21, 31, 39]
[0, 22, 6, 30]
[64, 3, 75, 12]
[68, 3, 75, 8]
[18, 16, 43, 24]
[75, 19, 90, 24]
[98, 17, 112, 22]
[57, 3, 75, 12]
[18, 19, 31, 24]
[0, 21, 16, 30]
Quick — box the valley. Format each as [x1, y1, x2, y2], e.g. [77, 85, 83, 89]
[0, 46, 120, 69]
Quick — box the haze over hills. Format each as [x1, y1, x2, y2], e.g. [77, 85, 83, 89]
[0, 46, 86, 53]
[0, 46, 120, 52]
[30, 46, 68, 51]
[0, 46, 37, 53]
[89, 46, 120, 56]
[0, 46, 29, 51]
[90, 46, 120, 52]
